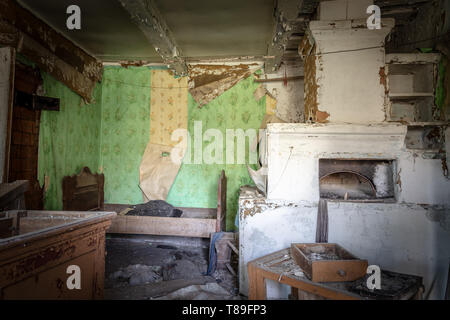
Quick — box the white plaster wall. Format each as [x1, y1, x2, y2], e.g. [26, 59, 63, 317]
[239, 199, 450, 299]
[328, 202, 450, 300]
[239, 200, 317, 297]
[309, 20, 394, 123]
[397, 155, 450, 205]
[0, 47, 14, 183]
[266, 123, 407, 202]
[266, 123, 450, 206]
[263, 65, 304, 123]
[240, 122, 450, 299]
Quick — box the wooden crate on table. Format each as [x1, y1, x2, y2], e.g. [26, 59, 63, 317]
[291, 243, 368, 282]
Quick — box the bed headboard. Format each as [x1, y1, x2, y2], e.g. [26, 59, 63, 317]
[216, 170, 227, 232]
[62, 167, 104, 211]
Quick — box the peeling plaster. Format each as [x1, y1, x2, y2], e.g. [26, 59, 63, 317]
[299, 35, 319, 122]
[315, 110, 330, 123]
[188, 63, 260, 107]
[260, 64, 305, 123]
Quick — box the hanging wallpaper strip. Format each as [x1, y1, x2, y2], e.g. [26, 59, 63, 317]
[149, 70, 188, 147]
[139, 70, 188, 200]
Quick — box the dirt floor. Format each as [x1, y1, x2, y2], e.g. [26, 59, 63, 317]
[104, 234, 241, 300]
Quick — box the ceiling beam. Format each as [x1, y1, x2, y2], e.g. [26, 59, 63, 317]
[265, 0, 319, 73]
[0, 0, 102, 103]
[0, 0, 103, 84]
[0, 20, 97, 103]
[119, 0, 187, 76]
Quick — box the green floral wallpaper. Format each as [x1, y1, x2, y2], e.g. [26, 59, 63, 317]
[37, 65, 264, 230]
[99, 67, 151, 204]
[38, 73, 102, 210]
[167, 76, 266, 230]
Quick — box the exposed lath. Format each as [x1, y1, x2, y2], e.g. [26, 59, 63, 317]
[119, 0, 187, 76]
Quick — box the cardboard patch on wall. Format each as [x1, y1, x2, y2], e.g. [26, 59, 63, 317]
[139, 143, 186, 201]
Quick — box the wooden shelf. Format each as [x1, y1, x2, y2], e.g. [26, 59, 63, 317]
[389, 92, 434, 99]
[386, 121, 448, 126]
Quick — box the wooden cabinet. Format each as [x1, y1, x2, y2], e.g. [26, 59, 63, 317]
[0, 210, 115, 299]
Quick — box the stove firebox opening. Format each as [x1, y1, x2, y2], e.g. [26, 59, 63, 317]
[319, 159, 396, 202]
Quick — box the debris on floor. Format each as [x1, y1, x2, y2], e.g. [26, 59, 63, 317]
[155, 282, 241, 300]
[307, 252, 340, 261]
[105, 235, 240, 300]
[109, 264, 162, 287]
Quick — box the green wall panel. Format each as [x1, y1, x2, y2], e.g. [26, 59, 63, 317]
[37, 64, 264, 230]
[38, 73, 102, 210]
[99, 67, 151, 204]
[167, 76, 265, 230]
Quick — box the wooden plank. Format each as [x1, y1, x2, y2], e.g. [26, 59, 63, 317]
[108, 215, 216, 238]
[247, 262, 258, 300]
[103, 204, 217, 219]
[0, 19, 97, 102]
[104, 170, 225, 238]
[297, 289, 327, 300]
[255, 267, 267, 300]
[258, 268, 360, 300]
[63, 167, 104, 211]
[0, 0, 103, 83]
[0, 47, 15, 184]
[179, 207, 216, 219]
[19, 32, 97, 103]
[312, 259, 368, 283]
[0, 217, 13, 238]
[254, 76, 304, 83]
[216, 170, 227, 232]
[14, 90, 60, 111]
[0, 210, 115, 251]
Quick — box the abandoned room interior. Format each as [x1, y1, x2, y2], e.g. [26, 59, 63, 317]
[0, 0, 450, 303]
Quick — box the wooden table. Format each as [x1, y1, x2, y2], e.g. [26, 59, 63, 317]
[248, 248, 423, 300]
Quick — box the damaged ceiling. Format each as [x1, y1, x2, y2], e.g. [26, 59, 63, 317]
[17, 0, 275, 63]
[15, 0, 445, 74]
[17, 0, 162, 62]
